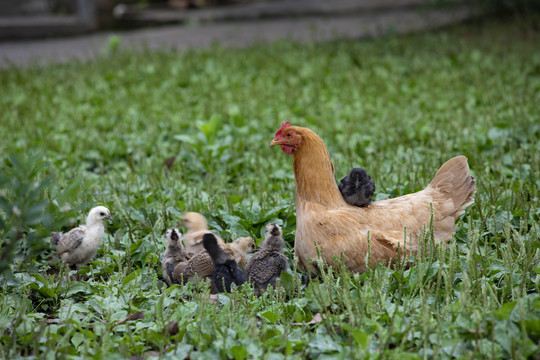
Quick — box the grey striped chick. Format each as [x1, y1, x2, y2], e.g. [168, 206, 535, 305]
[245, 223, 288, 296]
[162, 227, 190, 285]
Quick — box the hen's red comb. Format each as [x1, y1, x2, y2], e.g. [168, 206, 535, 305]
[275, 121, 291, 137]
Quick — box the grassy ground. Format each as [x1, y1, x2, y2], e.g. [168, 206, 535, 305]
[0, 17, 539, 359]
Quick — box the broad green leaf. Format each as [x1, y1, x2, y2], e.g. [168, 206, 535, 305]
[123, 269, 141, 286]
[495, 302, 516, 320]
[230, 345, 247, 360]
[71, 332, 85, 349]
[259, 311, 279, 323]
[66, 282, 94, 297]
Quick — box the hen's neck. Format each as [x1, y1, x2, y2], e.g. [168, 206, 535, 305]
[292, 129, 345, 207]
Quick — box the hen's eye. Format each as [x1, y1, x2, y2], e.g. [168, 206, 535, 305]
[287, 133, 292, 137]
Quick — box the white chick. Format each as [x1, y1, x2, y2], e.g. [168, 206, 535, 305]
[50, 206, 112, 268]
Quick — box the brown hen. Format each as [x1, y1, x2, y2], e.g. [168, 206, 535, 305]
[270, 122, 475, 274]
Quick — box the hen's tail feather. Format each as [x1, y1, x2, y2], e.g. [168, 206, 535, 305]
[427, 156, 476, 216]
[203, 234, 227, 265]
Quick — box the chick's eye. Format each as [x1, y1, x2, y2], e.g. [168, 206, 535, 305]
[99, 212, 104, 216]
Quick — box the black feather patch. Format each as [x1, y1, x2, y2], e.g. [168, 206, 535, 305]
[212, 259, 247, 293]
[203, 233, 246, 293]
[338, 168, 376, 207]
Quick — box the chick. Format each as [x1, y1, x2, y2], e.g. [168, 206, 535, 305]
[161, 227, 190, 285]
[203, 233, 246, 293]
[338, 168, 376, 207]
[245, 223, 288, 296]
[172, 235, 255, 285]
[225, 236, 256, 267]
[172, 250, 214, 285]
[50, 206, 113, 268]
[181, 212, 225, 254]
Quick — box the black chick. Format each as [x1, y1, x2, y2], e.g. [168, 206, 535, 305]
[245, 223, 288, 296]
[203, 233, 246, 293]
[338, 168, 375, 207]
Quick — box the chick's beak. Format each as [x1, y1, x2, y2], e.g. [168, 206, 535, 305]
[105, 214, 114, 221]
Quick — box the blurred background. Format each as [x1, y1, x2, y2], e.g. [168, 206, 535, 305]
[1, 0, 538, 39]
[0, 0, 539, 66]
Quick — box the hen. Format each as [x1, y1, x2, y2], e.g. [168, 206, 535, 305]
[270, 122, 475, 274]
[50, 206, 113, 268]
[245, 223, 288, 296]
[338, 167, 375, 207]
[203, 233, 247, 293]
[181, 212, 225, 255]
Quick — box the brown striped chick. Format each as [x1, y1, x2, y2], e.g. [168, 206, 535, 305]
[181, 212, 225, 254]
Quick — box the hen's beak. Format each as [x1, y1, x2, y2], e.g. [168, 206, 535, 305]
[269, 139, 282, 147]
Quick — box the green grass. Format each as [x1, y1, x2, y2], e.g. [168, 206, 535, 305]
[0, 17, 539, 359]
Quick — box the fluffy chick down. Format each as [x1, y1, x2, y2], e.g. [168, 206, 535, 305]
[181, 212, 225, 254]
[172, 235, 255, 286]
[50, 206, 112, 268]
[338, 167, 376, 207]
[162, 227, 190, 285]
[203, 233, 246, 293]
[245, 223, 288, 295]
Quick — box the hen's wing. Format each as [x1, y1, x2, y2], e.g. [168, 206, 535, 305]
[56, 227, 86, 255]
